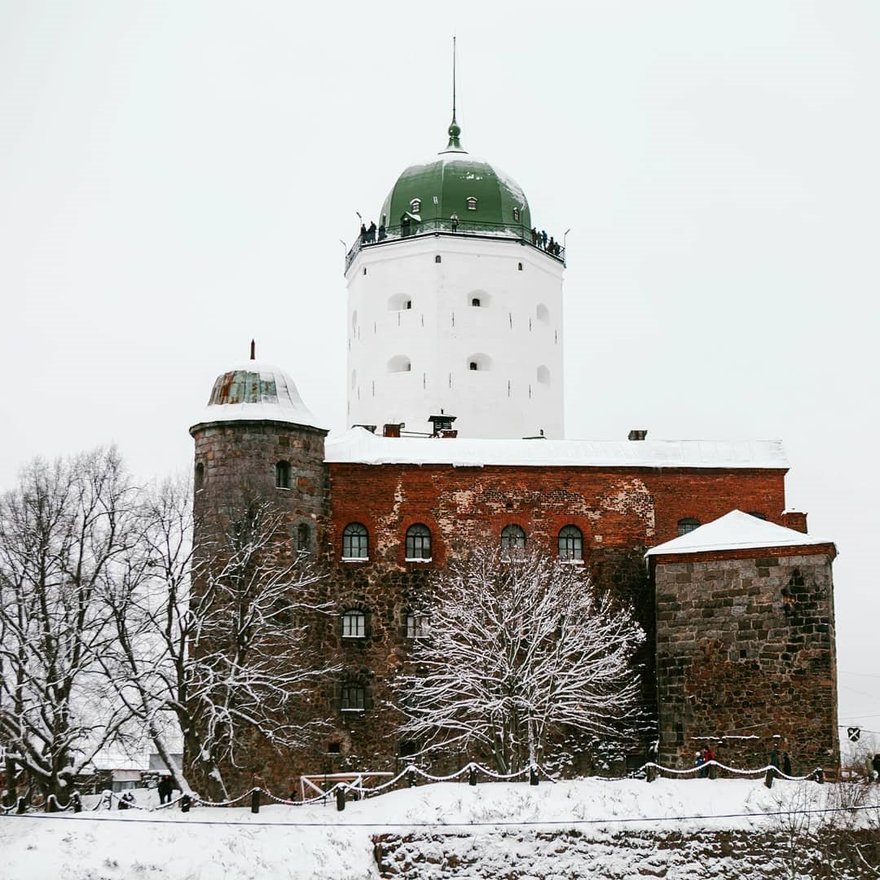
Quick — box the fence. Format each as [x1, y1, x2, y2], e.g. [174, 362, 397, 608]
[0, 759, 832, 816]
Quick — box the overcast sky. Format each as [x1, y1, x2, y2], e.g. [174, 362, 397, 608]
[1, 1, 878, 755]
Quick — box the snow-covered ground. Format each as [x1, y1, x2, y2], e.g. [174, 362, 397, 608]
[0, 778, 875, 879]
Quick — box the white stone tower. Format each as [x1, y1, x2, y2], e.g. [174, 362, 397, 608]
[344, 115, 566, 439]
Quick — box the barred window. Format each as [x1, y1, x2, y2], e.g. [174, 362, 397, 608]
[405, 612, 428, 639]
[677, 518, 701, 536]
[405, 524, 432, 560]
[340, 683, 366, 712]
[342, 523, 369, 559]
[341, 609, 366, 639]
[501, 524, 526, 555]
[558, 525, 583, 561]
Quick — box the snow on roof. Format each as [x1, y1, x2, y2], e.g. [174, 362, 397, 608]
[646, 510, 834, 558]
[190, 360, 326, 432]
[325, 428, 788, 470]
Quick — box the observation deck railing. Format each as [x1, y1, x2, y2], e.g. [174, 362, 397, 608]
[345, 218, 566, 272]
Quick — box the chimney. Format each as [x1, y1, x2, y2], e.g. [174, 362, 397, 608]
[428, 412, 457, 437]
[781, 510, 808, 534]
[628, 429, 648, 441]
[383, 423, 402, 438]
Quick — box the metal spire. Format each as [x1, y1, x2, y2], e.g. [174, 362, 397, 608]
[446, 36, 463, 151]
[250, 339, 255, 360]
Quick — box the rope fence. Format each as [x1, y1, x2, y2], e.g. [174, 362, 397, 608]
[0, 758, 843, 815]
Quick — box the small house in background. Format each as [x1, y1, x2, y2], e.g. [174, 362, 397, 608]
[149, 753, 183, 775]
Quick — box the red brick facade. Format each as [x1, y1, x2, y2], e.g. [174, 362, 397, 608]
[188, 422, 838, 792]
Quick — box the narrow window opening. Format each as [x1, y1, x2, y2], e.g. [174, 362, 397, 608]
[194, 462, 205, 491]
[296, 523, 310, 553]
[275, 460, 291, 489]
[517, 262, 523, 271]
[435, 255, 442, 263]
[363, 267, 367, 275]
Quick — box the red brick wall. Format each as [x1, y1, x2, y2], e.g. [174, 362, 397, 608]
[325, 463, 788, 563]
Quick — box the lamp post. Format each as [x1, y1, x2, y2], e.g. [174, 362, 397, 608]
[563, 228, 571, 264]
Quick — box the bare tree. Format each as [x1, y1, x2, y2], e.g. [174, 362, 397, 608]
[185, 497, 337, 798]
[100, 485, 337, 799]
[0, 448, 136, 805]
[394, 546, 645, 773]
[96, 475, 196, 795]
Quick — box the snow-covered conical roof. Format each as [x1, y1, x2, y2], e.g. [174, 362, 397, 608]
[190, 360, 325, 433]
[645, 510, 834, 557]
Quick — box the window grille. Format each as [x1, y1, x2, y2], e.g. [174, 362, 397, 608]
[558, 525, 584, 561]
[405, 524, 432, 560]
[342, 523, 369, 558]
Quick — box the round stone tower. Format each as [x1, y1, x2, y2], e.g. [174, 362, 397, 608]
[345, 117, 565, 439]
[189, 352, 327, 556]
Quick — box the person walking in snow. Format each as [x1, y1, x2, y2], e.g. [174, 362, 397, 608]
[703, 744, 716, 778]
[769, 746, 780, 772]
[782, 751, 792, 777]
[694, 751, 705, 777]
[157, 775, 173, 805]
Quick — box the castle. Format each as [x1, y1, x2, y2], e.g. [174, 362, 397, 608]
[189, 111, 839, 792]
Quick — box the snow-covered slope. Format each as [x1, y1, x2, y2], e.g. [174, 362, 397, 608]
[0, 779, 874, 880]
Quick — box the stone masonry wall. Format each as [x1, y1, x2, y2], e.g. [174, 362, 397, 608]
[192, 419, 327, 554]
[654, 549, 838, 773]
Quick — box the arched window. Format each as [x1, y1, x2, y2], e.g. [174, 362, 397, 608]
[194, 462, 205, 491]
[275, 460, 291, 489]
[405, 524, 432, 560]
[558, 525, 583, 561]
[342, 523, 369, 559]
[341, 609, 366, 639]
[501, 524, 527, 555]
[340, 682, 367, 712]
[466, 196, 478, 211]
[405, 611, 428, 639]
[677, 518, 701, 536]
[296, 523, 310, 553]
[471, 297, 481, 307]
[410, 198, 421, 214]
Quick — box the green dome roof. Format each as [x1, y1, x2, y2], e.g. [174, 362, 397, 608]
[379, 119, 531, 232]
